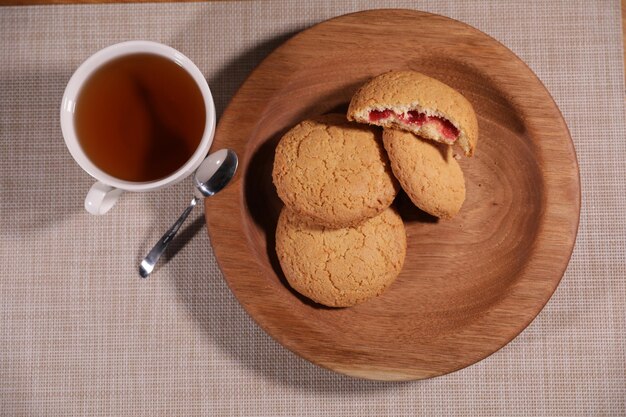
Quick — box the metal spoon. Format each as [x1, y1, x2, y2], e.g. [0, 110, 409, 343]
[139, 149, 238, 278]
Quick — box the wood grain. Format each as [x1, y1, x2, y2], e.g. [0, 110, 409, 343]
[204, 10, 580, 380]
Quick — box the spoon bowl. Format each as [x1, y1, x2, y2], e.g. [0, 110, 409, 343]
[194, 149, 239, 198]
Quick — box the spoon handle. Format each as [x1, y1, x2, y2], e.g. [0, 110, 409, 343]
[139, 196, 198, 278]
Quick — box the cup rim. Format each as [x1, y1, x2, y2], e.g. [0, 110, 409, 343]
[60, 40, 216, 192]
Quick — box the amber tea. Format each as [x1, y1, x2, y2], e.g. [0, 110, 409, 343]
[74, 53, 206, 182]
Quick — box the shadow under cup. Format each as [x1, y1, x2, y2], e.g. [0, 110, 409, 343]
[60, 41, 216, 214]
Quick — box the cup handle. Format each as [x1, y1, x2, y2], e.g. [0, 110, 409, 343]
[84, 181, 124, 215]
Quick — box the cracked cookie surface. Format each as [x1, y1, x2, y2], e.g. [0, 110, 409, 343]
[383, 128, 466, 219]
[272, 114, 399, 228]
[275, 206, 406, 307]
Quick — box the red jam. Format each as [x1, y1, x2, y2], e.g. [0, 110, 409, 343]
[428, 116, 460, 140]
[368, 108, 459, 141]
[402, 110, 428, 126]
[368, 109, 394, 121]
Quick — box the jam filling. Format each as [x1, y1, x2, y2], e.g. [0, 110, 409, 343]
[369, 109, 394, 121]
[368, 109, 460, 141]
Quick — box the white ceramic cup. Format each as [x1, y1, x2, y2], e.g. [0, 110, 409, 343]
[60, 41, 216, 215]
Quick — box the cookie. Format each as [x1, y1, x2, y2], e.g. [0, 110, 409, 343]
[275, 206, 406, 307]
[347, 71, 478, 157]
[383, 128, 466, 219]
[272, 114, 399, 228]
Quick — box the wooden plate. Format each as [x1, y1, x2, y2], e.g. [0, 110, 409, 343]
[204, 9, 580, 380]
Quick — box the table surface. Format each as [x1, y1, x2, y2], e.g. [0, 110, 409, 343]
[0, 1, 624, 416]
[3, 0, 626, 78]
[3, 0, 626, 89]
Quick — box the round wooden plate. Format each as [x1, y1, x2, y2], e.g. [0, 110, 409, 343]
[204, 9, 580, 380]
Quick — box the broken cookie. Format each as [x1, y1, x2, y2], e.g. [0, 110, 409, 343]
[347, 71, 478, 157]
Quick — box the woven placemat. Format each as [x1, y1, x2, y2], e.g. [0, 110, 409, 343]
[1, 1, 624, 415]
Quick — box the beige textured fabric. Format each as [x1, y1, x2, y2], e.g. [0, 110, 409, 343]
[1, 1, 624, 415]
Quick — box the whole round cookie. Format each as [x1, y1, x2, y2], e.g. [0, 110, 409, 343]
[275, 206, 406, 307]
[272, 114, 398, 228]
[383, 128, 466, 219]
